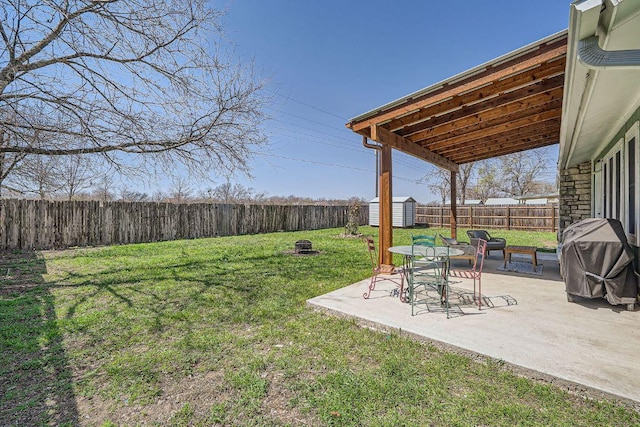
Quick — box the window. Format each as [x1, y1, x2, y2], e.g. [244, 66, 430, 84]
[593, 162, 603, 217]
[628, 137, 636, 235]
[608, 155, 614, 217]
[597, 121, 640, 245]
[625, 122, 640, 245]
[615, 151, 621, 220]
[600, 139, 623, 221]
[603, 162, 607, 217]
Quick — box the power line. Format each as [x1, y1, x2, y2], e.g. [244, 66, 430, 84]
[394, 158, 433, 175]
[269, 125, 363, 154]
[267, 119, 435, 174]
[268, 118, 355, 143]
[269, 91, 348, 121]
[267, 118, 369, 154]
[266, 106, 353, 136]
[260, 153, 422, 184]
[265, 110, 436, 176]
[265, 98, 444, 176]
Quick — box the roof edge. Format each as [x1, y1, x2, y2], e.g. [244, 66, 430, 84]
[348, 29, 569, 125]
[558, 0, 603, 169]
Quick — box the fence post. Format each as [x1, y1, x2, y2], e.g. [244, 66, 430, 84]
[552, 205, 556, 233]
[469, 206, 472, 228]
[439, 206, 443, 228]
[506, 206, 511, 230]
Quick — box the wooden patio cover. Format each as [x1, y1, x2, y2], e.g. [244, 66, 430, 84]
[346, 31, 567, 267]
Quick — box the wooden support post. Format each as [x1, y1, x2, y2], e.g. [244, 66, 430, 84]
[450, 169, 457, 239]
[379, 145, 393, 269]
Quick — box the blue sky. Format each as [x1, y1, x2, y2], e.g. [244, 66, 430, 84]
[214, 0, 571, 203]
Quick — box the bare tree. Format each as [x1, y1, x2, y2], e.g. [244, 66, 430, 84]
[0, 110, 45, 195]
[467, 160, 502, 203]
[206, 181, 266, 203]
[169, 176, 192, 204]
[0, 131, 25, 195]
[8, 154, 61, 199]
[456, 163, 475, 205]
[426, 163, 476, 205]
[92, 173, 116, 202]
[119, 189, 149, 202]
[497, 151, 549, 197]
[54, 155, 96, 200]
[151, 190, 168, 202]
[0, 1, 267, 177]
[426, 168, 452, 205]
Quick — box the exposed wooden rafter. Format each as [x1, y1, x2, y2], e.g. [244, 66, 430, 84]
[370, 125, 459, 172]
[346, 30, 568, 264]
[391, 61, 566, 135]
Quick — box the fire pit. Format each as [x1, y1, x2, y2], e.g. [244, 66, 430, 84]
[294, 240, 313, 254]
[283, 240, 320, 256]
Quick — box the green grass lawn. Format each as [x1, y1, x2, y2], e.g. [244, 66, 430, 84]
[393, 226, 559, 251]
[1, 226, 637, 426]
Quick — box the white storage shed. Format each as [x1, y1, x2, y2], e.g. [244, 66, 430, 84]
[369, 197, 416, 228]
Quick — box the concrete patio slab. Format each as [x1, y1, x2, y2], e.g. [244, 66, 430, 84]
[307, 253, 640, 405]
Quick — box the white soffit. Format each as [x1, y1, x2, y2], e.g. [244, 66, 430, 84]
[560, 0, 640, 168]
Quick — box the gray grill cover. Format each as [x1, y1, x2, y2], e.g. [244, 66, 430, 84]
[561, 218, 638, 305]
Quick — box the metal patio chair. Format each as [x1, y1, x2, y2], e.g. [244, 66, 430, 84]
[449, 238, 487, 310]
[439, 234, 475, 265]
[466, 230, 506, 258]
[362, 236, 403, 299]
[408, 244, 450, 317]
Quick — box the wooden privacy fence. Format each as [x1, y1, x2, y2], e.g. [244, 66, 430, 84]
[0, 199, 369, 250]
[416, 204, 558, 232]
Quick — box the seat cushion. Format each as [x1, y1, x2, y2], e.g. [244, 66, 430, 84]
[440, 236, 459, 245]
[486, 241, 505, 250]
[467, 230, 490, 240]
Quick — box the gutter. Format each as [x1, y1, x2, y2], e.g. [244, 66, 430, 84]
[362, 136, 382, 197]
[562, 0, 640, 169]
[578, 35, 640, 69]
[361, 136, 381, 151]
[559, 0, 604, 170]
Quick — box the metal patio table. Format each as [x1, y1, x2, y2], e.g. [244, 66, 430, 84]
[388, 245, 464, 303]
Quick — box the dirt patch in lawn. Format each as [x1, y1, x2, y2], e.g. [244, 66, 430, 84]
[74, 369, 317, 426]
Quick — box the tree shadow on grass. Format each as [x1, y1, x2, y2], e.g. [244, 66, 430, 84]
[0, 251, 79, 426]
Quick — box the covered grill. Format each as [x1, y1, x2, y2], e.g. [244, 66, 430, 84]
[561, 218, 638, 310]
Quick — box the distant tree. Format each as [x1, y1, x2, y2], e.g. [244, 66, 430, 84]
[207, 181, 266, 203]
[151, 190, 168, 203]
[528, 181, 557, 196]
[168, 177, 192, 204]
[425, 168, 452, 205]
[0, 112, 52, 196]
[427, 148, 555, 205]
[456, 163, 476, 205]
[0, 129, 26, 196]
[497, 151, 550, 197]
[467, 160, 502, 203]
[54, 155, 95, 200]
[8, 155, 61, 199]
[0, 0, 267, 178]
[92, 173, 116, 203]
[425, 164, 475, 205]
[120, 189, 150, 202]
